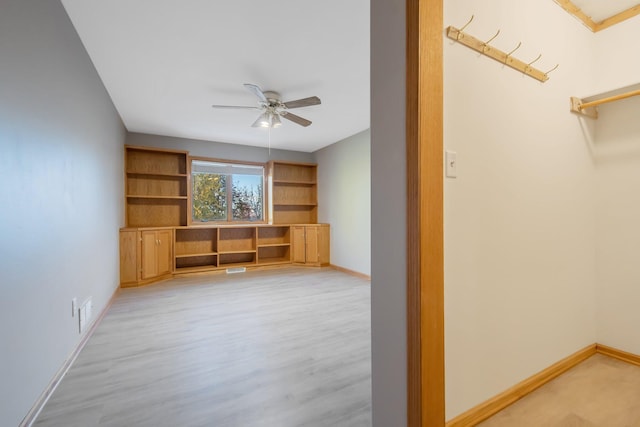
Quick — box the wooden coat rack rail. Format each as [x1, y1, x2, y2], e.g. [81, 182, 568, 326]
[571, 88, 640, 119]
[446, 16, 558, 83]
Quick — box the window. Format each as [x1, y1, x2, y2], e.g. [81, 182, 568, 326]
[191, 159, 264, 222]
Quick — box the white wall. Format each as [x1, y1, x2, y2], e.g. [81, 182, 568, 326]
[314, 129, 371, 276]
[127, 132, 314, 164]
[0, 1, 126, 425]
[444, 0, 598, 419]
[593, 23, 640, 355]
[371, 0, 408, 424]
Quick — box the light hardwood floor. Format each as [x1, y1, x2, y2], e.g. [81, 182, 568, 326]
[34, 267, 371, 427]
[479, 353, 640, 426]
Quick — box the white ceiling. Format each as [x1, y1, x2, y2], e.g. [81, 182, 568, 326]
[571, 0, 640, 22]
[61, 0, 370, 153]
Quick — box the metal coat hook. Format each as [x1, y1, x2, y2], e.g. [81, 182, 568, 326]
[445, 16, 555, 82]
[482, 29, 501, 52]
[457, 15, 474, 39]
[504, 42, 521, 63]
[525, 54, 542, 72]
[544, 64, 559, 76]
[527, 54, 542, 66]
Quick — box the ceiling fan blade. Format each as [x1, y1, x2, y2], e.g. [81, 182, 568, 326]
[283, 96, 321, 109]
[244, 83, 268, 103]
[211, 104, 260, 110]
[281, 112, 312, 127]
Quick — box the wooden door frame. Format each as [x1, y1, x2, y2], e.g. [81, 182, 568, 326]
[406, 0, 445, 425]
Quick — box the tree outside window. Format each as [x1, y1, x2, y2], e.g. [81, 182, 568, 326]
[192, 160, 264, 222]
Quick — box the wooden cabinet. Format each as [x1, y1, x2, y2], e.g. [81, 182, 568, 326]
[125, 146, 188, 227]
[292, 226, 307, 263]
[141, 229, 172, 280]
[119, 228, 173, 287]
[269, 161, 318, 224]
[292, 224, 330, 266]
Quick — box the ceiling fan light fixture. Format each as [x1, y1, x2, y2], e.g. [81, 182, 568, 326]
[271, 114, 282, 128]
[252, 112, 271, 128]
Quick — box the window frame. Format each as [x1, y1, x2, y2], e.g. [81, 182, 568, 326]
[188, 156, 268, 225]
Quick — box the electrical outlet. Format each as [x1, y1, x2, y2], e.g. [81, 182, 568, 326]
[78, 305, 86, 333]
[78, 297, 93, 334]
[85, 297, 92, 323]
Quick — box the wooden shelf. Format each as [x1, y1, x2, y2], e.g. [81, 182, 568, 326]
[219, 261, 256, 268]
[127, 195, 188, 200]
[273, 202, 317, 206]
[218, 250, 257, 254]
[257, 258, 291, 265]
[175, 252, 217, 258]
[174, 265, 217, 274]
[127, 171, 187, 178]
[269, 161, 318, 224]
[273, 179, 316, 185]
[257, 243, 290, 248]
[125, 146, 189, 227]
[219, 251, 256, 266]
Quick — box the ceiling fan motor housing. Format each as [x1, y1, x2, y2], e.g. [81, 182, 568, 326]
[262, 91, 282, 105]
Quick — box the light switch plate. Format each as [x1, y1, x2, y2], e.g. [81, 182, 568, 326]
[446, 150, 457, 178]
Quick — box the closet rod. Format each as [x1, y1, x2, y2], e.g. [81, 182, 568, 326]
[579, 89, 640, 110]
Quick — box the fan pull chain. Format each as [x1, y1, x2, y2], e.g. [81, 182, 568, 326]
[268, 126, 272, 157]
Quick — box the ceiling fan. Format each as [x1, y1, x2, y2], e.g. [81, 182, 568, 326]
[211, 83, 321, 128]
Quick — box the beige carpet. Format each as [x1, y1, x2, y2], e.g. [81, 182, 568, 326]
[479, 354, 640, 427]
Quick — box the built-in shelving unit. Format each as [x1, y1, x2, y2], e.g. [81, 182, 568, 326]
[120, 146, 328, 287]
[170, 225, 294, 275]
[125, 146, 189, 227]
[269, 161, 318, 224]
[257, 226, 291, 265]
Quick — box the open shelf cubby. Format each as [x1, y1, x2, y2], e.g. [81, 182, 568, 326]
[218, 227, 256, 253]
[272, 205, 317, 224]
[272, 185, 317, 206]
[175, 255, 218, 273]
[257, 245, 291, 265]
[126, 148, 187, 175]
[271, 162, 316, 183]
[126, 174, 187, 198]
[174, 228, 217, 256]
[257, 226, 291, 246]
[127, 198, 187, 227]
[219, 252, 256, 267]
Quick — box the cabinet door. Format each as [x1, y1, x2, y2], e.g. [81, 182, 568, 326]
[305, 226, 319, 263]
[317, 226, 330, 265]
[120, 231, 139, 284]
[292, 226, 306, 263]
[156, 229, 172, 276]
[141, 231, 158, 279]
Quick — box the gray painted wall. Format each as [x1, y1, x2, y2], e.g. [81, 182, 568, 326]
[0, 1, 126, 425]
[371, 0, 407, 424]
[314, 129, 371, 276]
[127, 132, 314, 164]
